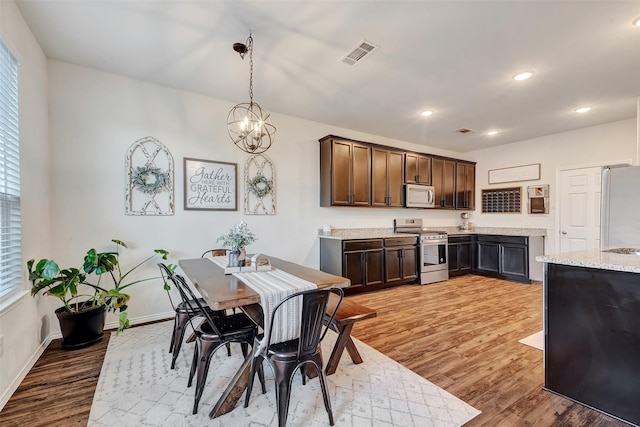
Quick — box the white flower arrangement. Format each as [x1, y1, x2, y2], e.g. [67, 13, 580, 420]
[217, 221, 257, 251]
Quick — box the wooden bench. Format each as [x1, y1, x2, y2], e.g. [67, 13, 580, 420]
[323, 293, 377, 375]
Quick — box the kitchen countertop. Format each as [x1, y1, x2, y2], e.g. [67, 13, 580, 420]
[318, 226, 547, 240]
[536, 249, 640, 273]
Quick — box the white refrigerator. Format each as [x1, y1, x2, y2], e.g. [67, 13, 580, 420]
[600, 165, 640, 249]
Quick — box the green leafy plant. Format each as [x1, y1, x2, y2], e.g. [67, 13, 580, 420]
[28, 239, 170, 334]
[216, 221, 257, 251]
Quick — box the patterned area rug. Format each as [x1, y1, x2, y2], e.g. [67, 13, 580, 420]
[89, 321, 481, 426]
[519, 330, 544, 350]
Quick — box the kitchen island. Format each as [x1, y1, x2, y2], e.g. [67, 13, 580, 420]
[536, 249, 640, 426]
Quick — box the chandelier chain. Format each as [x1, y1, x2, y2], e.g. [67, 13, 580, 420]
[248, 33, 254, 103]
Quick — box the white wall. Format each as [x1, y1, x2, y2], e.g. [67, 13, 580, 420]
[0, 0, 52, 408]
[46, 60, 468, 332]
[466, 118, 637, 252]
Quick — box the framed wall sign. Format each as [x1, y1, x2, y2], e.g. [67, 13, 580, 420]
[488, 163, 540, 184]
[183, 157, 237, 210]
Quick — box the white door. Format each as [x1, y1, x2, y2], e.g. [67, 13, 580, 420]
[559, 166, 602, 253]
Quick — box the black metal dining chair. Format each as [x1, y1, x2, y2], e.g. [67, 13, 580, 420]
[158, 263, 230, 369]
[170, 271, 265, 414]
[244, 287, 344, 427]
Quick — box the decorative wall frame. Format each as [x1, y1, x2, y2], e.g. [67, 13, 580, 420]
[125, 136, 174, 216]
[244, 154, 276, 215]
[488, 163, 540, 184]
[183, 157, 237, 210]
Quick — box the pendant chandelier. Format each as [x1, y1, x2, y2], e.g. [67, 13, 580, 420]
[227, 32, 276, 154]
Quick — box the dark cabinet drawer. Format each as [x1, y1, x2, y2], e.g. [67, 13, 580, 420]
[477, 235, 528, 245]
[384, 237, 418, 247]
[343, 239, 384, 251]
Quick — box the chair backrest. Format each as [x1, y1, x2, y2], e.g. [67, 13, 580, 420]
[158, 262, 178, 310]
[171, 272, 224, 337]
[201, 249, 228, 258]
[266, 287, 343, 357]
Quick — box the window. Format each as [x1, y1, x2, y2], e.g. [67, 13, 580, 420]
[0, 38, 21, 298]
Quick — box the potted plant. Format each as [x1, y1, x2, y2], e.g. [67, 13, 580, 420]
[216, 221, 257, 267]
[27, 239, 170, 348]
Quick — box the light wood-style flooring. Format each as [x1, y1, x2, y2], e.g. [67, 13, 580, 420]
[0, 275, 629, 426]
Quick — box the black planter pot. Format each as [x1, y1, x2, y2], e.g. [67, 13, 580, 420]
[55, 304, 107, 349]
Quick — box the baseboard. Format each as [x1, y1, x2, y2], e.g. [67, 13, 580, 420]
[104, 311, 174, 331]
[0, 310, 175, 410]
[0, 333, 53, 411]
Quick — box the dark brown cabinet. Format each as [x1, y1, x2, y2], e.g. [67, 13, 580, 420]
[320, 136, 371, 206]
[432, 157, 456, 209]
[476, 235, 529, 283]
[383, 237, 418, 284]
[319, 135, 475, 210]
[320, 239, 383, 289]
[405, 152, 432, 184]
[448, 235, 476, 276]
[456, 161, 475, 210]
[320, 236, 416, 294]
[372, 148, 404, 207]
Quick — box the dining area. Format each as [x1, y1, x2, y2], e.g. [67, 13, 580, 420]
[171, 251, 351, 425]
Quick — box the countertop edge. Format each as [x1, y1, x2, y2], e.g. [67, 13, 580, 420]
[536, 250, 640, 274]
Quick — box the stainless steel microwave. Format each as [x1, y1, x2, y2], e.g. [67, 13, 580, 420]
[405, 184, 435, 208]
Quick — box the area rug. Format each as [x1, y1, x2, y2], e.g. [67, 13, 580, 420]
[89, 321, 481, 427]
[519, 330, 544, 350]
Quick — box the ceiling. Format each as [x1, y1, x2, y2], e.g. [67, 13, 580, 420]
[15, 0, 640, 153]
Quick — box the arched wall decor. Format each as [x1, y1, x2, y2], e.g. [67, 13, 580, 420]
[125, 136, 174, 215]
[244, 154, 276, 215]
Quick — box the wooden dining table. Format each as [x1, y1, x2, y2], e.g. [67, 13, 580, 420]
[178, 256, 350, 419]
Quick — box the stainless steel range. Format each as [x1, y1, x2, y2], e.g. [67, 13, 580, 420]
[394, 218, 449, 285]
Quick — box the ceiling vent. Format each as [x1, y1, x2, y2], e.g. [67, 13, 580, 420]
[338, 40, 380, 66]
[456, 128, 475, 134]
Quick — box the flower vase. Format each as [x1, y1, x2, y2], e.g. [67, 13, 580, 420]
[228, 250, 241, 267]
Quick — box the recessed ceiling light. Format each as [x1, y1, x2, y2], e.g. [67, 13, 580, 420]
[633, 17, 640, 27]
[575, 106, 592, 113]
[487, 130, 499, 136]
[420, 110, 433, 117]
[513, 71, 533, 81]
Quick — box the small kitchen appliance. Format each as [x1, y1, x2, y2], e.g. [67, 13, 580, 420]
[459, 212, 473, 231]
[404, 184, 435, 208]
[394, 218, 448, 284]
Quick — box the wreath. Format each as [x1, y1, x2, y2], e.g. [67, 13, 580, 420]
[132, 165, 169, 195]
[249, 174, 272, 198]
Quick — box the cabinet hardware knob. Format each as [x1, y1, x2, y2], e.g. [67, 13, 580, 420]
[561, 231, 567, 235]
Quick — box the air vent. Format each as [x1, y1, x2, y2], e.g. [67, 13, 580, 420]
[338, 39, 380, 66]
[456, 128, 475, 134]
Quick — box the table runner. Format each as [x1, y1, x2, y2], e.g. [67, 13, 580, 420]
[207, 256, 316, 353]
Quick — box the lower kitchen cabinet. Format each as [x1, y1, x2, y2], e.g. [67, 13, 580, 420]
[384, 237, 419, 284]
[449, 233, 544, 283]
[476, 235, 532, 283]
[448, 235, 476, 277]
[320, 236, 417, 294]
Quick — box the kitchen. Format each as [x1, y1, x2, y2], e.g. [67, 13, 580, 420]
[1, 1, 640, 426]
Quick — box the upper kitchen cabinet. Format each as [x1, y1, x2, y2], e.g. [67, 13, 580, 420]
[372, 147, 405, 207]
[405, 152, 432, 185]
[432, 157, 456, 209]
[456, 161, 476, 210]
[320, 136, 371, 206]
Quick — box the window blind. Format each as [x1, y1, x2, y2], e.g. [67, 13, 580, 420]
[0, 38, 21, 298]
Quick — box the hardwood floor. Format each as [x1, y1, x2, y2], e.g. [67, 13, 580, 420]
[0, 275, 629, 426]
[348, 275, 627, 427]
